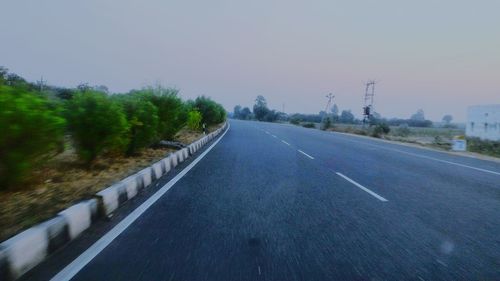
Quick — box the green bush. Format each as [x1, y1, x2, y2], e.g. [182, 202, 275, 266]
[321, 117, 332, 130]
[117, 95, 159, 155]
[0, 85, 65, 190]
[290, 117, 301, 125]
[65, 90, 129, 165]
[302, 122, 316, 128]
[187, 110, 202, 130]
[139, 87, 188, 140]
[193, 96, 226, 126]
[467, 137, 500, 157]
[372, 123, 390, 138]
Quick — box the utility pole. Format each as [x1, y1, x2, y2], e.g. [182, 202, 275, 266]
[363, 81, 375, 124]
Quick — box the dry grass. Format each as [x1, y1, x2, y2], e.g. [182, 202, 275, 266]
[0, 126, 220, 242]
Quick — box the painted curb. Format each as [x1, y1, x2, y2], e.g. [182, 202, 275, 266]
[0, 122, 227, 281]
[0, 245, 10, 281]
[38, 216, 69, 254]
[1, 227, 48, 279]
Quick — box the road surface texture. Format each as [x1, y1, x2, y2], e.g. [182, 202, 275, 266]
[25, 120, 500, 280]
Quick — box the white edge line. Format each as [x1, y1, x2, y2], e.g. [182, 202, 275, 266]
[340, 137, 500, 176]
[336, 172, 388, 202]
[281, 140, 291, 146]
[298, 150, 314, 159]
[392, 148, 500, 176]
[50, 124, 231, 281]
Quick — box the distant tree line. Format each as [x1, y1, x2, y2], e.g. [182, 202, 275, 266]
[232, 94, 436, 129]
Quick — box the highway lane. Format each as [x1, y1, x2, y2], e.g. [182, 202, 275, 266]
[28, 119, 500, 280]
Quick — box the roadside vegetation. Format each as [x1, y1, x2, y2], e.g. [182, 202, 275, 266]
[0, 67, 226, 241]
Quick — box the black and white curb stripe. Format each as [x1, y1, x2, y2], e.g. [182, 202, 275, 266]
[0, 122, 228, 281]
[0, 198, 98, 280]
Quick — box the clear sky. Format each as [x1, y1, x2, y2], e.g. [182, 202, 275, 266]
[1, 0, 499, 121]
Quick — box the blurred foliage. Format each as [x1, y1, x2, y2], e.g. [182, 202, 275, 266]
[65, 90, 129, 165]
[0, 67, 227, 188]
[467, 137, 500, 157]
[137, 87, 188, 140]
[302, 122, 316, 128]
[372, 123, 391, 138]
[192, 96, 226, 126]
[0, 85, 66, 190]
[187, 110, 202, 131]
[115, 94, 159, 155]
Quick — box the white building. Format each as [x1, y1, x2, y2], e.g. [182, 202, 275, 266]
[466, 104, 500, 141]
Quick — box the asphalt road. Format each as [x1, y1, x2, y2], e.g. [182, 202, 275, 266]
[28, 120, 500, 280]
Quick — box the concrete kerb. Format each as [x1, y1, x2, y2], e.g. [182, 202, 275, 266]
[0, 227, 48, 280]
[58, 200, 95, 240]
[152, 161, 164, 180]
[170, 153, 178, 168]
[37, 216, 70, 254]
[96, 185, 121, 217]
[0, 122, 228, 281]
[139, 167, 153, 187]
[162, 157, 171, 174]
[175, 150, 184, 163]
[121, 174, 141, 200]
[0, 245, 9, 281]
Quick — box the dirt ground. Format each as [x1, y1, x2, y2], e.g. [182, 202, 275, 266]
[0, 125, 221, 242]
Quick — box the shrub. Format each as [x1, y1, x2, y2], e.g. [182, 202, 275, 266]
[65, 90, 129, 165]
[118, 95, 159, 155]
[321, 117, 332, 130]
[302, 122, 316, 128]
[394, 123, 411, 137]
[193, 96, 226, 126]
[467, 137, 500, 157]
[290, 116, 301, 125]
[139, 87, 187, 140]
[372, 123, 390, 138]
[0, 85, 65, 190]
[187, 110, 202, 130]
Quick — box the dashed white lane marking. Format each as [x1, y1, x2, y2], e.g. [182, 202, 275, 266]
[50, 125, 231, 281]
[336, 172, 388, 202]
[265, 131, 270, 134]
[271, 134, 277, 138]
[281, 140, 291, 146]
[298, 150, 314, 159]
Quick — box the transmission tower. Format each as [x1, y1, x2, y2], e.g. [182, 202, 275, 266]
[363, 81, 375, 124]
[325, 93, 335, 113]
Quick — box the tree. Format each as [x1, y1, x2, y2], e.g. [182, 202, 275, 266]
[65, 90, 129, 165]
[411, 109, 425, 121]
[233, 105, 242, 119]
[442, 114, 453, 124]
[253, 95, 270, 121]
[118, 96, 159, 155]
[0, 85, 66, 189]
[339, 110, 355, 124]
[331, 104, 339, 116]
[193, 96, 226, 125]
[240, 107, 252, 120]
[187, 110, 202, 130]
